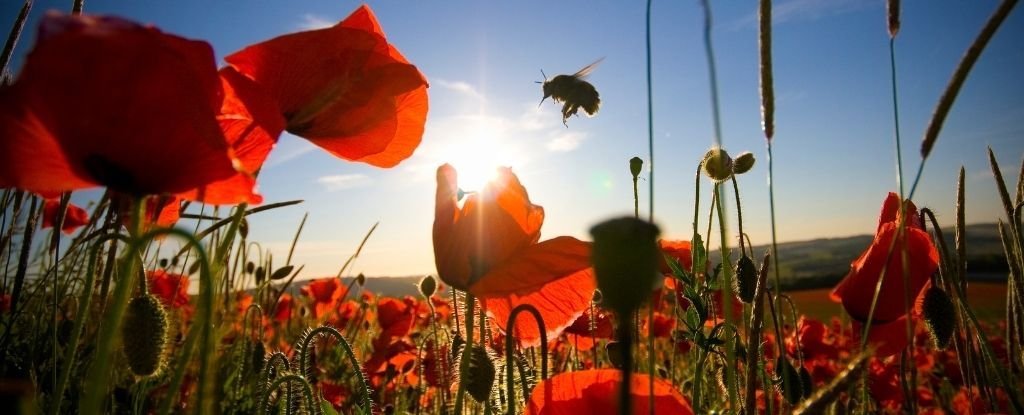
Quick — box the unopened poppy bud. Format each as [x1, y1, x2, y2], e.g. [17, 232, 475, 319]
[356, 273, 366, 287]
[701, 147, 733, 182]
[922, 285, 956, 350]
[590, 217, 661, 314]
[799, 366, 814, 398]
[775, 356, 802, 405]
[734, 255, 758, 303]
[629, 156, 643, 179]
[121, 294, 168, 377]
[732, 151, 755, 175]
[462, 346, 496, 403]
[418, 275, 437, 298]
[592, 289, 603, 304]
[250, 339, 266, 377]
[605, 341, 625, 369]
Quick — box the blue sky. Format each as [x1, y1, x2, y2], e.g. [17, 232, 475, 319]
[3, 0, 1023, 279]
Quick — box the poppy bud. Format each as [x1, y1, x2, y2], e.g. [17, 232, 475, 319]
[250, 339, 266, 378]
[418, 275, 437, 298]
[592, 289, 603, 304]
[450, 332, 465, 363]
[734, 255, 758, 303]
[922, 285, 956, 349]
[255, 266, 266, 284]
[245, 261, 255, 274]
[121, 294, 169, 377]
[701, 147, 733, 182]
[605, 341, 625, 369]
[159, 258, 169, 269]
[629, 156, 643, 179]
[799, 366, 814, 398]
[775, 357, 802, 405]
[590, 217, 661, 315]
[732, 151, 756, 175]
[356, 273, 366, 287]
[461, 345, 496, 403]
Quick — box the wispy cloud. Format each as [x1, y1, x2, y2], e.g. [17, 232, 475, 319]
[298, 13, 334, 30]
[433, 79, 485, 101]
[546, 131, 586, 152]
[730, 0, 880, 30]
[317, 174, 371, 191]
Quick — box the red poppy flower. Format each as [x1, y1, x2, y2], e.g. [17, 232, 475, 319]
[0, 13, 244, 200]
[117, 195, 182, 233]
[176, 67, 284, 205]
[225, 5, 428, 168]
[831, 192, 939, 323]
[526, 369, 693, 415]
[274, 294, 293, 323]
[787, 316, 839, 360]
[146, 269, 190, 309]
[658, 239, 693, 273]
[41, 198, 89, 234]
[300, 277, 345, 319]
[433, 164, 594, 346]
[643, 312, 675, 339]
[375, 297, 415, 341]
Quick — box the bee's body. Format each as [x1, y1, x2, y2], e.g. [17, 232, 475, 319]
[540, 59, 602, 125]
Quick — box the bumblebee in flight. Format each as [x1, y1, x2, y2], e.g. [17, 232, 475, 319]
[539, 58, 603, 126]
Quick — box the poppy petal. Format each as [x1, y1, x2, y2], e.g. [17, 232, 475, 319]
[41, 198, 90, 234]
[177, 67, 284, 205]
[477, 267, 595, 347]
[225, 5, 428, 168]
[526, 369, 694, 415]
[0, 13, 236, 196]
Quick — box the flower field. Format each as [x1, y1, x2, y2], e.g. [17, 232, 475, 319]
[1, 1, 1023, 414]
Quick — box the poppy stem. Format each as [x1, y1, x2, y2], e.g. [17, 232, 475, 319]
[616, 312, 634, 415]
[0, 0, 32, 77]
[644, 0, 654, 222]
[453, 292, 476, 415]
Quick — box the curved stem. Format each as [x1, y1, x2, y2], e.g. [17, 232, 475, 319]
[297, 325, 373, 411]
[49, 233, 130, 415]
[259, 374, 318, 415]
[504, 303, 548, 414]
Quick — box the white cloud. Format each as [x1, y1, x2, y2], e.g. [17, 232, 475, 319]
[546, 131, 586, 152]
[317, 174, 371, 191]
[433, 79, 485, 101]
[298, 13, 334, 30]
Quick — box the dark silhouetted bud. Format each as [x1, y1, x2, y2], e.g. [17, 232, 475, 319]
[590, 217, 660, 314]
[775, 357, 802, 405]
[733, 151, 756, 175]
[462, 346, 495, 403]
[629, 157, 643, 179]
[922, 286, 956, 349]
[605, 341, 625, 369]
[734, 255, 758, 303]
[418, 275, 437, 298]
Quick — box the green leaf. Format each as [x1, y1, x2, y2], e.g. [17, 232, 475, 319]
[320, 399, 340, 415]
[691, 233, 707, 273]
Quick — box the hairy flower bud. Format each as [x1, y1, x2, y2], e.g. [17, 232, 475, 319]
[734, 255, 758, 303]
[922, 285, 956, 349]
[418, 275, 437, 298]
[732, 151, 756, 175]
[701, 147, 733, 182]
[121, 294, 169, 377]
[629, 156, 643, 179]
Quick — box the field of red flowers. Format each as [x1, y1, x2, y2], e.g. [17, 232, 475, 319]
[1, 1, 1023, 414]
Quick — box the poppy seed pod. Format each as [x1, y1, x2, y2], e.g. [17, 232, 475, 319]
[461, 345, 496, 403]
[629, 156, 644, 179]
[732, 151, 756, 175]
[701, 148, 733, 182]
[589, 217, 661, 314]
[418, 275, 437, 298]
[121, 294, 169, 377]
[733, 255, 758, 303]
[922, 285, 956, 350]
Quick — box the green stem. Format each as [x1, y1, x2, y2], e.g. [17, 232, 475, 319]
[259, 374, 318, 415]
[49, 233, 130, 415]
[645, 0, 655, 222]
[453, 293, 477, 414]
[712, 183, 739, 412]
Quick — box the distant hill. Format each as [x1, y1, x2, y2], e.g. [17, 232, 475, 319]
[319, 223, 1008, 297]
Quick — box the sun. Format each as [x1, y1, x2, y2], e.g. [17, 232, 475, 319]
[440, 119, 524, 192]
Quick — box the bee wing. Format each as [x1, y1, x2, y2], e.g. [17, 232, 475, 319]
[573, 57, 605, 79]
